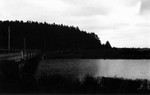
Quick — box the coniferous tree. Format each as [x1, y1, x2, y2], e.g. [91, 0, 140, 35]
[105, 41, 111, 48]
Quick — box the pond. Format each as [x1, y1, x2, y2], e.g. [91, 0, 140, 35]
[35, 59, 150, 80]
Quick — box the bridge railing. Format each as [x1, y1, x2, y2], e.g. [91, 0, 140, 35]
[0, 49, 21, 54]
[0, 49, 39, 53]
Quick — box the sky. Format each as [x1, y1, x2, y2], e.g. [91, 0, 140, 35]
[0, 0, 150, 48]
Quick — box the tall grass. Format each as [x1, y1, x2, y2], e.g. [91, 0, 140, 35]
[36, 74, 150, 94]
[0, 69, 150, 94]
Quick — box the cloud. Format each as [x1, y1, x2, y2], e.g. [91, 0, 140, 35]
[140, 0, 150, 15]
[63, 0, 141, 16]
[62, 0, 110, 16]
[0, 0, 150, 47]
[0, 0, 69, 21]
[0, 0, 31, 19]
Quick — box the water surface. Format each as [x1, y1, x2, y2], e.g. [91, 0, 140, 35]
[36, 59, 150, 80]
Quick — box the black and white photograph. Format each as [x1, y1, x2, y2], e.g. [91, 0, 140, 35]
[0, 0, 150, 94]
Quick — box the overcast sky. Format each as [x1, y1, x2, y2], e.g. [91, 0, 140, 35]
[1, 0, 150, 48]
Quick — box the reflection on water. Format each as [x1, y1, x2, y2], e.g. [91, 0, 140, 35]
[36, 59, 150, 80]
[97, 60, 150, 79]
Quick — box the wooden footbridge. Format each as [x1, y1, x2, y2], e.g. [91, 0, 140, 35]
[0, 49, 40, 61]
[0, 49, 42, 78]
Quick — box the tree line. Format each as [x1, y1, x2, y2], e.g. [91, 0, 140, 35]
[0, 20, 111, 50]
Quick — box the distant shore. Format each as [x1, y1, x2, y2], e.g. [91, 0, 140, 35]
[43, 48, 150, 59]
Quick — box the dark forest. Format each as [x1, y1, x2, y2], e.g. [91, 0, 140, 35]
[0, 20, 111, 50]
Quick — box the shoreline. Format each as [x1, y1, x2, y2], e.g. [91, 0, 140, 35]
[43, 48, 150, 59]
